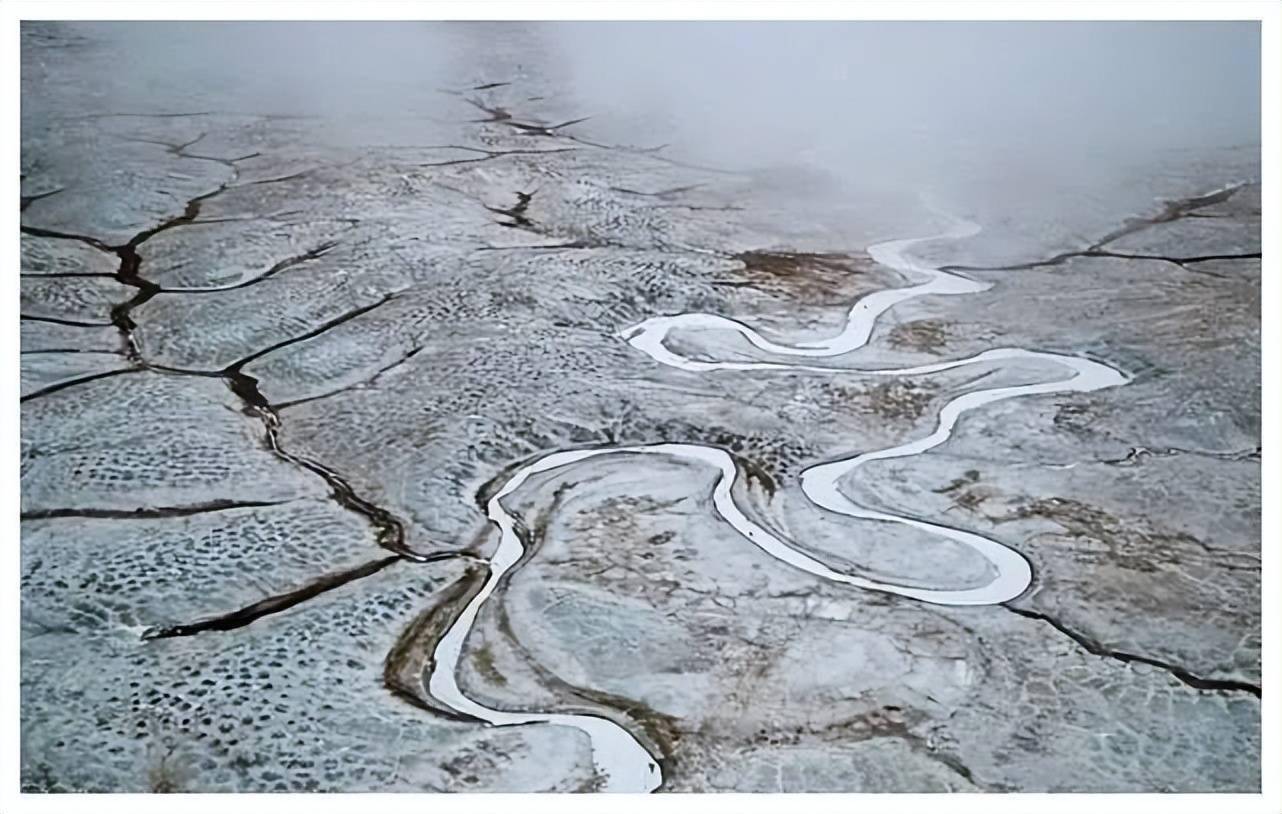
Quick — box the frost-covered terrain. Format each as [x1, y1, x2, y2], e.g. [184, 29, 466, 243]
[20, 21, 1260, 792]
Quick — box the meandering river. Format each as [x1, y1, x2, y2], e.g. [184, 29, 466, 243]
[425, 207, 1131, 792]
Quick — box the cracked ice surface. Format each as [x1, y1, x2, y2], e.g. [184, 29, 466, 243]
[19, 21, 1260, 792]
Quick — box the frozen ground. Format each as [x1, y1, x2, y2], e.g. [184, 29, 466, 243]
[19, 22, 1260, 792]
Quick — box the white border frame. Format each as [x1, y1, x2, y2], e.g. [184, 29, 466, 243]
[3, 3, 1276, 813]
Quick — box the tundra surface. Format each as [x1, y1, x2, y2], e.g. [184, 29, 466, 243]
[19, 21, 1261, 793]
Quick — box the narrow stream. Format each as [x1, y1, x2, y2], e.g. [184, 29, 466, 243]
[425, 207, 1131, 792]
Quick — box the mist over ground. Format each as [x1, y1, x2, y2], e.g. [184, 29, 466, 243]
[38, 22, 1260, 167]
[548, 22, 1260, 184]
[26, 20, 1255, 261]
